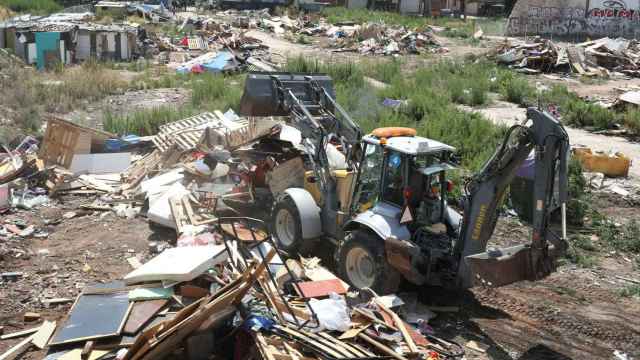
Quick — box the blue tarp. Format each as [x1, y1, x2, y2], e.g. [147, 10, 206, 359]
[201, 52, 235, 73]
[35, 32, 60, 71]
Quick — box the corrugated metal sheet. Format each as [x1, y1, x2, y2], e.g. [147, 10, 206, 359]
[76, 32, 91, 60]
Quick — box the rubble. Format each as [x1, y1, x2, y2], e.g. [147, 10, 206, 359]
[0, 84, 463, 360]
[494, 36, 640, 77]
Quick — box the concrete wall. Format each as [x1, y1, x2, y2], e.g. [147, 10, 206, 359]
[506, 0, 640, 38]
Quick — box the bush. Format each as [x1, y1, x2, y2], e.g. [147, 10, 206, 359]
[562, 100, 617, 129]
[502, 75, 534, 105]
[623, 108, 640, 136]
[567, 157, 588, 225]
[0, 0, 61, 14]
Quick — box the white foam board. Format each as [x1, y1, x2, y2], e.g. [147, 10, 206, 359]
[124, 245, 227, 285]
[69, 153, 131, 175]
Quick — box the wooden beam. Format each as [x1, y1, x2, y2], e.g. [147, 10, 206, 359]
[0, 334, 35, 360]
[32, 321, 56, 349]
[0, 326, 40, 340]
[358, 333, 408, 360]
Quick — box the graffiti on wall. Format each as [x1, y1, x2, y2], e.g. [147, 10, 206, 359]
[507, 0, 640, 37]
[507, 5, 586, 36]
[587, 0, 640, 36]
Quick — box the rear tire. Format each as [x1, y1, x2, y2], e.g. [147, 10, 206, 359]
[336, 229, 401, 295]
[271, 197, 314, 255]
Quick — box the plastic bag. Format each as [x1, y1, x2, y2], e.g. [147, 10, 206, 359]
[309, 293, 350, 332]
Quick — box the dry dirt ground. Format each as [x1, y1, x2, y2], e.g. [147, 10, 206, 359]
[2, 29, 640, 360]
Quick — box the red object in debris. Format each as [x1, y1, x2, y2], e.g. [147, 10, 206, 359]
[295, 279, 347, 298]
[179, 36, 189, 46]
[191, 64, 204, 74]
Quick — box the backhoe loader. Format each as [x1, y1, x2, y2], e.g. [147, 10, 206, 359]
[239, 72, 570, 292]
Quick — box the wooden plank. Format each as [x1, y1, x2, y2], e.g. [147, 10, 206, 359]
[338, 324, 369, 340]
[168, 196, 189, 234]
[376, 301, 418, 354]
[123, 300, 168, 335]
[0, 327, 39, 340]
[274, 326, 345, 359]
[81, 340, 95, 360]
[0, 334, 35, 360]
[358, 333, 408, 360]
[316, 332, 366, 358]
[32, 320, 57, 349]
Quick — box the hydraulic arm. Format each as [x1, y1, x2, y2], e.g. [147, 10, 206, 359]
[456, 108, 570, 287]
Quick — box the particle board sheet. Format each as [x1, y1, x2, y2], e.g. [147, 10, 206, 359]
[123, 300, 169, 335]
[49, 292, 132, 346]
[294, 279, 347, 298]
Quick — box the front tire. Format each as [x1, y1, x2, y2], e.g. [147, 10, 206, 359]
[272, 197, 314, 255]
[336, 229, 401, 295]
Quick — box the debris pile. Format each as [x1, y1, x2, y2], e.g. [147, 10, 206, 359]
[494, 37, 640, 77]
[264, 16, 447, 55]
[0, 77, 466, 358]
[1, 126, 460, 359]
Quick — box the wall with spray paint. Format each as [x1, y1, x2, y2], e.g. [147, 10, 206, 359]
[506, 0, 640, 38]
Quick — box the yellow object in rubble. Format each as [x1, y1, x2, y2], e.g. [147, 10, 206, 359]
[573, 147, 631, 178]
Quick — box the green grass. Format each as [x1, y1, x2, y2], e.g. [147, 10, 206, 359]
[283, 57, 507, 172]
[623, 108, 640, 136]
[320, 7, 491, 38]
[104, 72, 244, 136]
[361, 59, 402, 84]
[103, 106, 196, 136]
[564, 243, 598, 268]
[592, 213, 640, 254]
[567, 157, 588, 225]
[0, 0, 61, 14]
[618, 284, 640, 298]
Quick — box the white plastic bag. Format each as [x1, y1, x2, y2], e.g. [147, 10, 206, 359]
[309, 293, 351, 332]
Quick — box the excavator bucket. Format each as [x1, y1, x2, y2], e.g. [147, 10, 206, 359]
[239, 72, 336, 117]
[465, 243, 563, 287]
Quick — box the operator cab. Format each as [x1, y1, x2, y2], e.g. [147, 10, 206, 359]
[347, 129, 462, 286]
[354, 131, 456, 221]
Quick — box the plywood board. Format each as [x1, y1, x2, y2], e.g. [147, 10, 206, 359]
[49, 293, 131, 346]
[39, 118, 113, 168]
[123, 300, 168, 335]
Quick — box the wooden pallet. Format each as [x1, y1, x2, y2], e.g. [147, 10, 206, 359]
[152, 112, 281, 153]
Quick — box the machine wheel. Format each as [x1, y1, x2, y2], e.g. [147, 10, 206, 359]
[336, 229, 401, 294]
[272, 197, 313, 254]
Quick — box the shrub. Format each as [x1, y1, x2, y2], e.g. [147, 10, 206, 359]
[623, 108, 640, 136]
[0, 0, 61, 14]
[563, 100, 617, 129]
[500, 73, 534, 106]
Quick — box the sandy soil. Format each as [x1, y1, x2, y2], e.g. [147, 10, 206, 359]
[462, 100, 640, 180]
